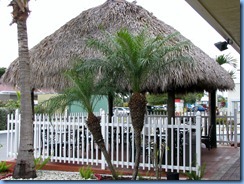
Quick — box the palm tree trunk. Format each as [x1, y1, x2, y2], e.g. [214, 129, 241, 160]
[12, 16, 36, 179]
[129, 92, 146, 180]
[87, 113, 118, 179]
[97, 141, 118, 179]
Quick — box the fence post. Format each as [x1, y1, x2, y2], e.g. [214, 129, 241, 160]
[195, 111, 201, 176]
[14, 109, 20, 158]
[233, 109, 237, 148]
[100, 109, 106, 169]
[6, 114, 10, 158]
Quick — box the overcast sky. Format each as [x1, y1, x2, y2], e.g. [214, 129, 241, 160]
[0, 0, 240, 74]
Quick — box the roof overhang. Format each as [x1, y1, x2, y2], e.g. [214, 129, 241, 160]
[185, 0, 240, 53]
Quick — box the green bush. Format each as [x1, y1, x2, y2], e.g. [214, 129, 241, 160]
[79, 166, 94, 179]
[185, 163, 206, 180]
[0, 108, 9, 130]
[0, 100, 7, 108]
[0, 108, 15, 130]
[0, 161, 11, 172]
[216, 117, 229, 125]
[34, 156, 51, 170]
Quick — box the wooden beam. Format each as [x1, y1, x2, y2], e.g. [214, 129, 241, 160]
[209, 90, 217, 148]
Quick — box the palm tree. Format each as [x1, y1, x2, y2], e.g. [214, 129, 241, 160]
[9, 0, 37, 179]
[209, 54, 237, 148]
[41, 69, 118, 179]
[80, 29, 192, 180]
[209, 54, 237, 147]
[216, 54, 237, 78]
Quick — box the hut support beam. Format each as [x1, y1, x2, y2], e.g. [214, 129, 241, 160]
[167, 90, 177, 170]
[209, 90, 217, 148]
[108, 93, 113, 123]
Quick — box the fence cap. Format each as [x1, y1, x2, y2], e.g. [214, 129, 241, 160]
[196, 111, 201, 116]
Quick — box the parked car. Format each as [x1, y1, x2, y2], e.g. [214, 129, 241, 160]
[113, 107, 130, 115]
[146, 105, 154, 114]
[188, 105, 207, 112]
[154, 105, 167, 111]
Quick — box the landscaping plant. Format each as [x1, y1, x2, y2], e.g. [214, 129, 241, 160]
[80, 28, 192, 180]
[79, 166, 94, 179]
[152, 141, 168, 179]
[0, 161, 11, 173]
[34, 156, 51, 170]
[39, 69, 118, 179]
[185, 163, 206, 180]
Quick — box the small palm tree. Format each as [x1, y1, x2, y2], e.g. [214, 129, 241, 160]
[79, 28, 192, 180]
[41, 69, 118, 179]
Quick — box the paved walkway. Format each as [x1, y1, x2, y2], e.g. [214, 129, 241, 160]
[219, 157, 240, 180]
[202, 145, 240, 180]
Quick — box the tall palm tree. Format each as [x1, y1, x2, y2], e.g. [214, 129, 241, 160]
[9, 0, 37, 179]
[41, 69, 118, 179]
[80, 29, 192, 180]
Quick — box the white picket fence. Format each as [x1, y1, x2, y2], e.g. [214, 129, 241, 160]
[6, 109, 239, 174]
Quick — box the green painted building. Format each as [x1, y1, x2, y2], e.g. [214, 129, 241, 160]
[38, 94, 108, 114]
[68, 96, 108, 114]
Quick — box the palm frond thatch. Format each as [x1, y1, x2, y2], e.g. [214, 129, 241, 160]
[1, 0, 234, 93]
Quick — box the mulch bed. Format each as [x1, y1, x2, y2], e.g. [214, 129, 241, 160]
[0, 171, 13, 180]
[100, 175, 133, 180]
[95, 174, 163, 180]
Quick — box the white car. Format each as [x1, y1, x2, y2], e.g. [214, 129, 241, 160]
[113, 107, 130, 115]
[154, 105, 167, 111]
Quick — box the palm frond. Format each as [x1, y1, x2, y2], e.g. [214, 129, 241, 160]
[216, 54, 237, 68]
[39, 68, 105, 115]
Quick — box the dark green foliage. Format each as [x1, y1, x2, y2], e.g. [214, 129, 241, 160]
[0, 100, 7, 108]
[178, 92, 204, 104]
[146, 93, 167, 105]
[79, 166, 94, 179]
[4, 91, 21, 110]
[0, 108, 11, 130]
[185, 163, 206, 180]
[216, 118, 226, 125]
[0, 67, 6, 78]
[0, 161, 11, 172]
[34, 156, 50, 170]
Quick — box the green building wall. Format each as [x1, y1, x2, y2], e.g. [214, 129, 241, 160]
[68, 96, 108, 113]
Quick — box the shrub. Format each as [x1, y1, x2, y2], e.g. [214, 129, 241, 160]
[185, 163, 206, 180]
[216, 118, 226, 125]
[0, 108, 9, 130]
[0, 161, 11, 173]
[0, 100, 7, 108]
[34, 156, 51, 170]
[79, 166, 94, 179]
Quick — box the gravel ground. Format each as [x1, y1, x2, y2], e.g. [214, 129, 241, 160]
[2, 170, 89, 180]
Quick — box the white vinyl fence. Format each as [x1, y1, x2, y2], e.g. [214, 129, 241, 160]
[6, 109, 239, 174]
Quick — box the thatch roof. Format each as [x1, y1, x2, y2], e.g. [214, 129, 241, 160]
[1, 0, 234, 93]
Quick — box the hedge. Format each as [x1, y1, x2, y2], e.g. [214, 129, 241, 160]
[0, 108, 14, 130]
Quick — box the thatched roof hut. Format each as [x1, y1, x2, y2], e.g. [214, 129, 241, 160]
[1, 0, 234, 93]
